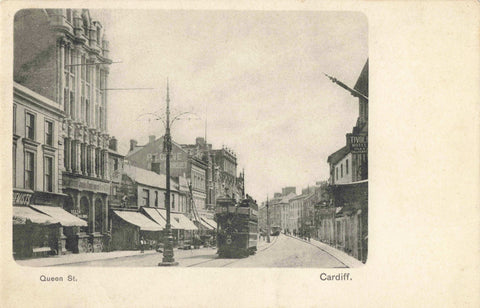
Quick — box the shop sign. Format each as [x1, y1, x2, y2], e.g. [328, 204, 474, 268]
[13, 191, 32, 206]
[63, 176, 110, 194]
[347, 133, 368, 154]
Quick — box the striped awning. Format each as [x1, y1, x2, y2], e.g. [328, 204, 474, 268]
[201, 217, 217, 230]
[13, 206, 59, 225]
[142, 207, 167, 228]
[113, 210, 163, 231]
[171, 213, 198, 231]
[30, 205, 87, 227]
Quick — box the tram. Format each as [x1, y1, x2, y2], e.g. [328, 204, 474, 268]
[215, 195, 258, 258]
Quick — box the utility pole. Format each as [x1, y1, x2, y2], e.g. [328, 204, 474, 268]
[159, 79, 178, 266]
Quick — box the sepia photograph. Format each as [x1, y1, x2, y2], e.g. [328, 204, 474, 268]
[12, 9, 367, 268]
[2, 1, 479, 307]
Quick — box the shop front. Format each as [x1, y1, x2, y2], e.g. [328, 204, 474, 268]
[12, 189, 87, 259]
[111, 209, 163, 251]
[62, 174, 111, 253]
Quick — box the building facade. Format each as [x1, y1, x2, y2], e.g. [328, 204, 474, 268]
[127, 135, 208, 212]
[14, 9, 113, 255]
[13, 83, 89, 258]
[211, 147, 238, 200]
[321, 59, 369, 263]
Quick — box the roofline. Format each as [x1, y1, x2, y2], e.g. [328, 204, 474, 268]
[14, 82, 64, 117]
[333, 179, 368, 186]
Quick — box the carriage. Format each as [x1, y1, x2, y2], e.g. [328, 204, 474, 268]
[215, 196, 258, 258]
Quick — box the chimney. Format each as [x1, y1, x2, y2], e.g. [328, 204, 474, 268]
[151, 162, 161, 175]
[196, 137, 205, 146]
[109, 136, 118, 152]
[149, 135, 156, 144]
[129, 139, 138, 151]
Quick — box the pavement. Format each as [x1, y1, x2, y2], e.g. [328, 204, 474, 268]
[15, 249, 159, 267]
[15, 234, 363, 268]
[284, 234, 364, 268]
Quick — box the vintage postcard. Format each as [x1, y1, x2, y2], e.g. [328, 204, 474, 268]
[1, 1, 479, 307]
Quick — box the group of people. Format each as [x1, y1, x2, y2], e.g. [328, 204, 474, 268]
[284, 229, 311, 242]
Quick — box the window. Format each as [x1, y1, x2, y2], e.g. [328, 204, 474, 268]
[85, 60, 91, 125]
[95, 148, 100, 175]
[96, 27, 101, 43]
[13, 144, 16, 187]
[341, 164, 343, 177]
[70, 92, 75, 118]
[13, 104, 16, 134]
[66, 9, 72, 23]
[80, 144, 86, 173]
[70, 141, 76, 172]
[99, 107, 103, 131]
[64, 139, 69, 169]
[172, 194, 175, 209]
[64, 48, 76, 118]
[24, 151, 34, 190]
[86, 99, 90, 125]
[45, 120, 53, 146]
[143, 189, 150, 206]
[346, 159, 349, 175]
[44, 156, 53, 192]
[113, 158, 119, 171]
[336, 167, 338, 181]
[154, 191, 158, 207]
[86, 146, 91, 174]
[26, 112, 35, 140]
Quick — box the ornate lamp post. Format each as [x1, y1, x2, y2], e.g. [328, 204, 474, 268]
[159, 80, 178, 266]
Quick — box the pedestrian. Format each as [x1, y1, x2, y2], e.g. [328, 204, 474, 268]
[140, 236, 145, 253]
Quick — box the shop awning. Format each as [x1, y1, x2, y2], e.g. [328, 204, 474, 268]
[30, 205, 87, 227]
[13, 206, 59, 225]
[201, 217, 217, 230]
[113, 210, 163, 231]
[142, 207, 166, 228]
[202, 217, 217, 229]
[196, 219, 214, 230]
[156, 209, 183, 229]
[171, 213, 198, 231]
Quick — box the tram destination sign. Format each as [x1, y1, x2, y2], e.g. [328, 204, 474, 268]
[347, 133, 368, 154]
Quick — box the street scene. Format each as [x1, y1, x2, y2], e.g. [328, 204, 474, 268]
[12, 9, 368, 268]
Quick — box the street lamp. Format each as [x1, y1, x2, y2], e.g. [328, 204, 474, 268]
[158, 79, 178, 266]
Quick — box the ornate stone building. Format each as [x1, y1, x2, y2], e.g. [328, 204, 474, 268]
[14, 9, 113, 253]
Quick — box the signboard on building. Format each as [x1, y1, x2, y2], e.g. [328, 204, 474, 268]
[63, 176, 110, 194]
[13, 191, 33, 206]
[347, 133, 368, 154]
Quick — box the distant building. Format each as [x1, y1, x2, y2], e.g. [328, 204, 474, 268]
[211, 147, 238, 200]
[126, 135, 208, 212]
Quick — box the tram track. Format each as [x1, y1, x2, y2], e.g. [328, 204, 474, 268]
[286, 234, 349, 268]
[186, 235, 279, 267]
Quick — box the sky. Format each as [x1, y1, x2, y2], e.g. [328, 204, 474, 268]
[94, 10, 368, 202]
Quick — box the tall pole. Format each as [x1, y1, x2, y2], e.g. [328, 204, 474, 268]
[266, 196, 271, 243]
[159, 79, 178, 266]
